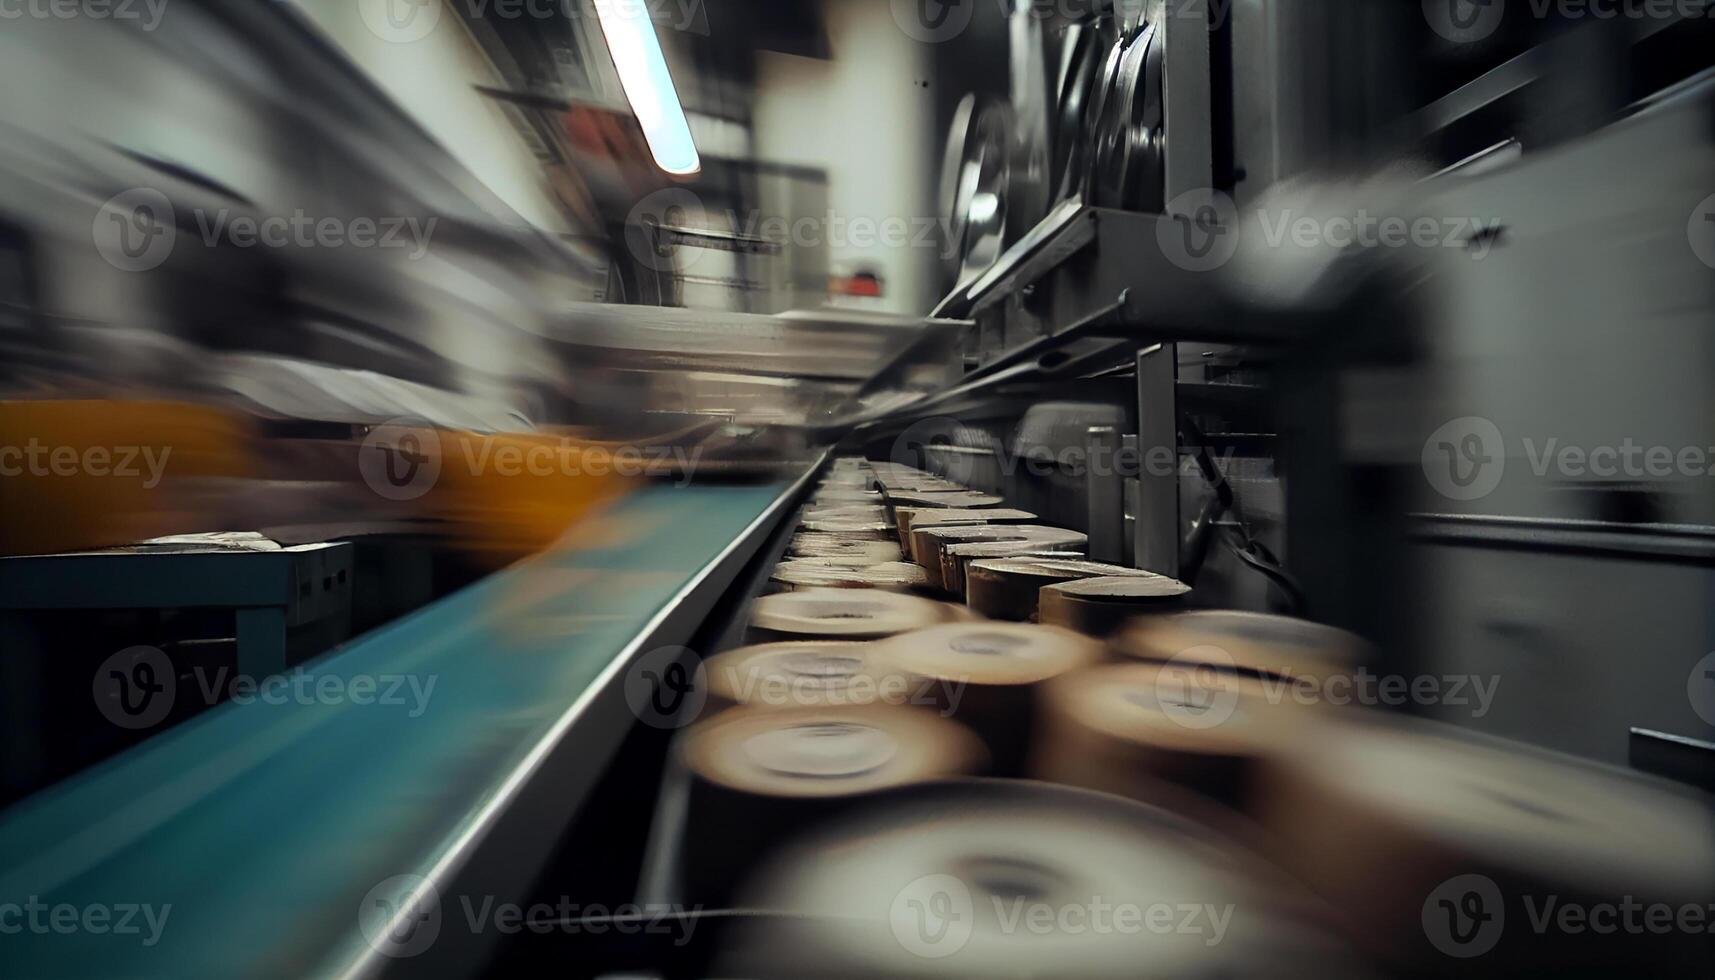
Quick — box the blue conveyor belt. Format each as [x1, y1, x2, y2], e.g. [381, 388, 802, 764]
[0, 480, 797, 978]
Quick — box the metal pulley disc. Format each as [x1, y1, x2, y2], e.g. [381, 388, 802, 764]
[1090, 23, 1149, 209]
[938, 93, 977, 248]
[939, 94, 1014, 284]
[1051, 19, 1104, 203]
[1120, 21, 1166, 213]
[1089, 22, 1166, 213]
[1076, 32, 1129, 204]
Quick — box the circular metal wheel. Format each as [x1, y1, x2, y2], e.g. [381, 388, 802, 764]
[1077, 31, 1130, 204]
[1091, 22, 1150, 209]
[1050, 20, 1102, 204]
[1120, 21, 1166, 213]
[938, 92, 978, 251]
[939, 94, 1014, 285]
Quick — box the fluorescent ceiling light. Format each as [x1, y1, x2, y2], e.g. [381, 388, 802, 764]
[595, 1, 701, 176]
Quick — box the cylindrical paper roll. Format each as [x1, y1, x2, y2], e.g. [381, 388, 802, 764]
[911, 525, 1084, 590]
[1037, 576, 1191, 636]
[802, 504, 888, 523]
[750, 588, 964, 642]
[870, 467, 964, 493]
[1115, 610, 1368, 683]
[722, 778, 1357, 979]
[799, 517, 894, 538]
[681, 706, 987, 904]
[909, 524, 1009, 570]
[771, 559, 929, 592]
[896, 506, 1037, 549]
[811, 491, 881, 507]
[1253, 714, 1715, 975]
[1033, 662, 1314, 809]
[883, 489, 1004, 508]
[789, 533, 902, 563]
[942, 529, 1089, 597]
[869, 622, 1102, 773]
[967, 557, 1152, 621]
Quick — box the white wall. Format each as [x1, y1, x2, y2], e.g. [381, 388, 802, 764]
[752, 0, 938, 315]
[289, 0, 574, 236]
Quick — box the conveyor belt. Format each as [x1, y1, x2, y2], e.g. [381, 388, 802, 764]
[0, 475, 814, 978]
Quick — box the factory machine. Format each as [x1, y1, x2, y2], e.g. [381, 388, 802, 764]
[1, 1, 1713, 977]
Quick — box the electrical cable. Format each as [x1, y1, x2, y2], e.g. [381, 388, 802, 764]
[1179, 411, 1305, 614]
